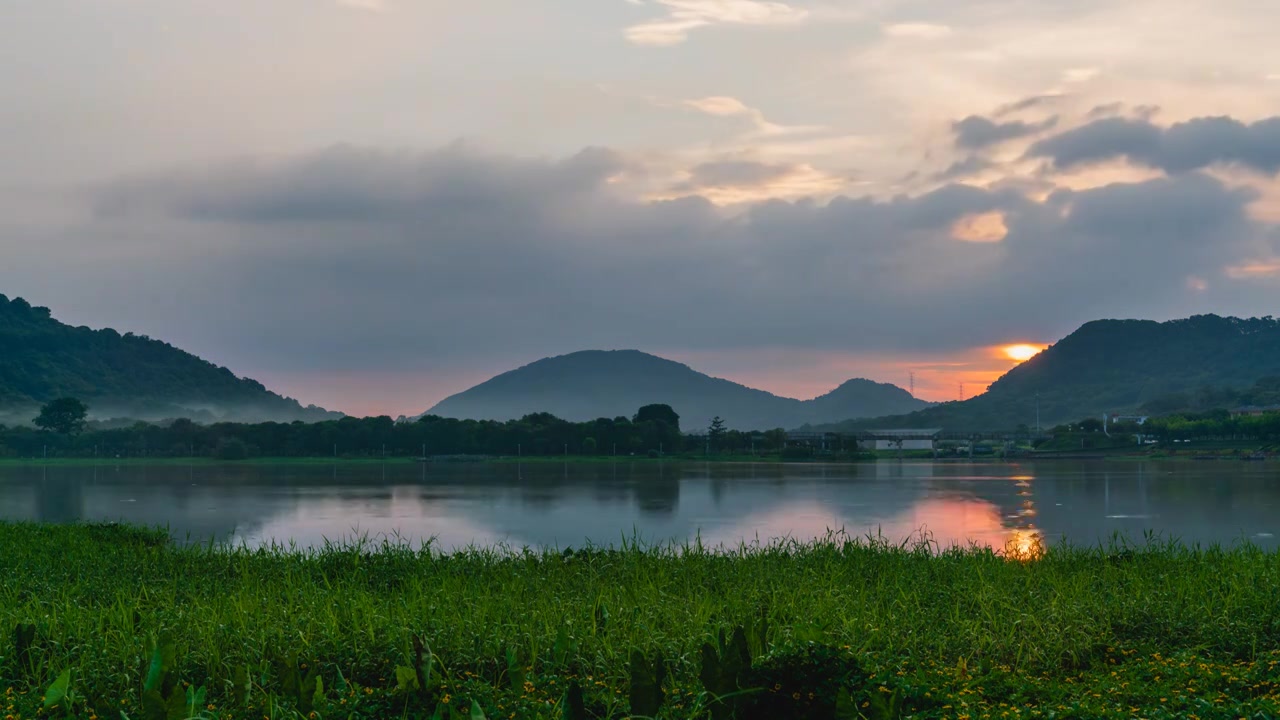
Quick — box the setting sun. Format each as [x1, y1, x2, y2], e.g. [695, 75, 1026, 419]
[1003, 344, 1045, 362]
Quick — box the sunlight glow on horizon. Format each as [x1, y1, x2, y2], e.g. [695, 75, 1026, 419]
[1002, 344, 1046, 362]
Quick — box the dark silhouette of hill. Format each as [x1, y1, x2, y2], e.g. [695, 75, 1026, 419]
[813, 314, 1280, 432]
[0, 294, 339, 423]
[424, 350, 929, 430]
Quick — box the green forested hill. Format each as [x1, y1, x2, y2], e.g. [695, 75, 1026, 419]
[815, 314, 1280, 432]
[0, 294, 338, 422]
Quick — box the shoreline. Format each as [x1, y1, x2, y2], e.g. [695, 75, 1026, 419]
[0, 450, 1267, 467]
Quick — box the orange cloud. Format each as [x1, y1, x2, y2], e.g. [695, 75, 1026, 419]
[950, 211, 1008, 242]
[1226, 261, 1280, 279]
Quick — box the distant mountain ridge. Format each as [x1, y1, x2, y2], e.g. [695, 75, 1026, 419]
[423, 350, 930, 430]
[0, 294, 340, 423]
[814, 314, 1280, 432]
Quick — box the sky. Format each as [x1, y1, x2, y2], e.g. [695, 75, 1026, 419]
[3, 0, 1280, 417]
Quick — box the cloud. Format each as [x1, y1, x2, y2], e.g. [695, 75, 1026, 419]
[995, 95, 1062, 118]
[684, 96, 753, 117]
[683, 159, 795, 187]
[1028, 118, 1162, 169]
[95, 145, 630, 224]
[1084, 102, 1125, 120]
[950, 211, 1008, 243]
[953, 115, 1058, 150]
[1029, 115, 1280, 176]
[625, 0, 808, 46]
[882, 23, 953, 39]
[1225, 261, 1280, 279]
[933, 156, 994, 182]
[66, 143, 1271, 387]
[662, 159, 846, 203]
[335, 0, 384, 10]
[1061, 67, 1100, 84]
[682, 95, 827, 139]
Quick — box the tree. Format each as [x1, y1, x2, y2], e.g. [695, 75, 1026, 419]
[215, 437, 248, 460]
[708, 416, 726, 450]
[34, 397, 88, 435]
[633, 404, 680, 431]
[765, 428, 788, 451]
[1077, 418, 1104, 433]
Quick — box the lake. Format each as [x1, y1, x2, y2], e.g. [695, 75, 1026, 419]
[2, 460, 1279, 551]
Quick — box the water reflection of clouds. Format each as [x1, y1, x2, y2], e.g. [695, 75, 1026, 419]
[0, 488, 36, 519]
[12, 460, 1280, 552]
[700, 496, 1039, 552]
[233, 490, 509, 550]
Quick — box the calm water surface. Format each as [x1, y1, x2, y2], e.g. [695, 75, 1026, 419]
[3, 460, 1279, 551]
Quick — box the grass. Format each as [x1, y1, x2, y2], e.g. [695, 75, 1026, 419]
[4, 524, 1280, 719]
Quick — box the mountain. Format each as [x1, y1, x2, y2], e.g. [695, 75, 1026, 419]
[813, 314, 1280, 432]
[0, 294, 340, 423]
[423, 350, 929, 430]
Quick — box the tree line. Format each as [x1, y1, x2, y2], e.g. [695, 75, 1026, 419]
[0, 400, 798, 460]
[1048, 409, 1280, 445]
[1138, 410, 1280, 443]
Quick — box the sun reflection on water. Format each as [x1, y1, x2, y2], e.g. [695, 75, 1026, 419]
[1001, 474, 1044, 560]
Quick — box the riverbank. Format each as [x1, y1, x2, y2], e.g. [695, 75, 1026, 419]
[4, 524, 1280, 719]
[0, 454, 866, 467]
[0, 449, 1271, 467]
[0, 456, 426, 467]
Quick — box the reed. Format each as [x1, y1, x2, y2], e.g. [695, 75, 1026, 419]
[3, 523, 1279, 718]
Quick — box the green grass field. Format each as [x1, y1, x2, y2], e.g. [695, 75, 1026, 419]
[4, 524, 1280, 719]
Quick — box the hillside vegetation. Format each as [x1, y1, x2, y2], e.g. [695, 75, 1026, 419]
[0, 294, 337, 423]
[818, 315, 1280, 432]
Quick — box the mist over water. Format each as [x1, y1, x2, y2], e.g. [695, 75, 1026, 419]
[2, 461, 1279, 552]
